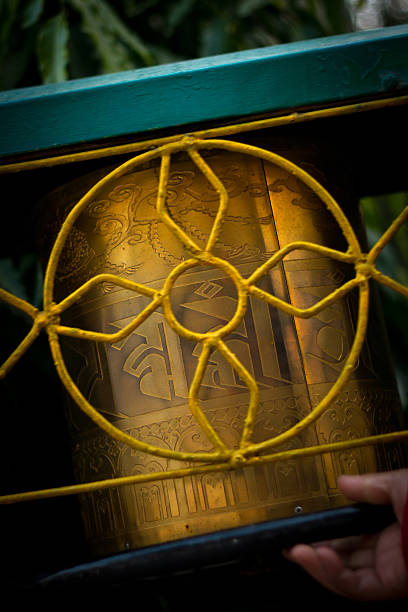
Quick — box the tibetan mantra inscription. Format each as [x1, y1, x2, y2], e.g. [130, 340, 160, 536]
[38, 149, 405, 557]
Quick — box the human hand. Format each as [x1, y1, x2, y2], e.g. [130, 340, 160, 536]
[283, 469, 408, 601]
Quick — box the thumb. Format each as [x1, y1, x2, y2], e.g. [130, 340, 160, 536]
[338, 469, 408, 523]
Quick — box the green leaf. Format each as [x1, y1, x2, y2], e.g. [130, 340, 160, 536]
[71, 6, 136, 73]
[167, 0, 196, 34]
[65, 23, 100, 79]
[0, 30, 34, 90]
[69, 0, 154, 70]
[148, 43, 184, 65]
[362, 192, 408, 283]
[22, 0, 44, 28]
[0, 0, 20, 61]
[200, 17, 229, 57]
[237, 0, 278, 19]
[321, 0, 353, 34]
[97, 0, 154, 65]
[36, 12, 69, 83]
[122, 0, 160, 18]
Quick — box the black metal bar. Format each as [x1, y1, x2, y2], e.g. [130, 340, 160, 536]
[38, 503, 395, 588]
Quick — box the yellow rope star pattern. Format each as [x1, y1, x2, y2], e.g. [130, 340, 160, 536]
[0, 135, 407, 505]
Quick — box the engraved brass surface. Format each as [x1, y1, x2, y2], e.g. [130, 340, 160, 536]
[37, 148, 406, 557]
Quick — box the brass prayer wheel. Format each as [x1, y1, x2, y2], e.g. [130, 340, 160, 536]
[38, 141, 406, 559]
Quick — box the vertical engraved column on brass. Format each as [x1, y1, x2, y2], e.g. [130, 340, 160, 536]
[38, 147, 406, 558]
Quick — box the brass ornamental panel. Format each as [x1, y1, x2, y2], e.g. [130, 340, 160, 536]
[33, 144, 406, 555]
[0, 136, 407, 558]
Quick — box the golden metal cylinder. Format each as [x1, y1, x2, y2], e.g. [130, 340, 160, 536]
[38, 146, 406, 558]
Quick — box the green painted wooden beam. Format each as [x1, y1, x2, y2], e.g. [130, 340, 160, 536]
[0, 25, 407, 159]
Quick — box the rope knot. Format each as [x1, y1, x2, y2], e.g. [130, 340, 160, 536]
[181, 135, 196, 148]
[356, 258, 375, 280]
[37, 304, 60, 328]
[229, 451, 247, 468]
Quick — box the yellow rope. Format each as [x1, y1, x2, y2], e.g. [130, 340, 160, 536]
[2, 430, 407, 506]
[1, 135, 407, 504]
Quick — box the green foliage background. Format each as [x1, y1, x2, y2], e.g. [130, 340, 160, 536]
[1, 0, 408, 90]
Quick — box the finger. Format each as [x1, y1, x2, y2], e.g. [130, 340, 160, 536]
[312, 535, 369, 553]
[314, 547, 405, 601]
[286, 544, 406, 601]
[311, 539, 376, 570]
[338, 469, 408, 521]
[283, 544, 345, 596]
[310, 533, 377, 554]
[342, 547, 375, 570]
